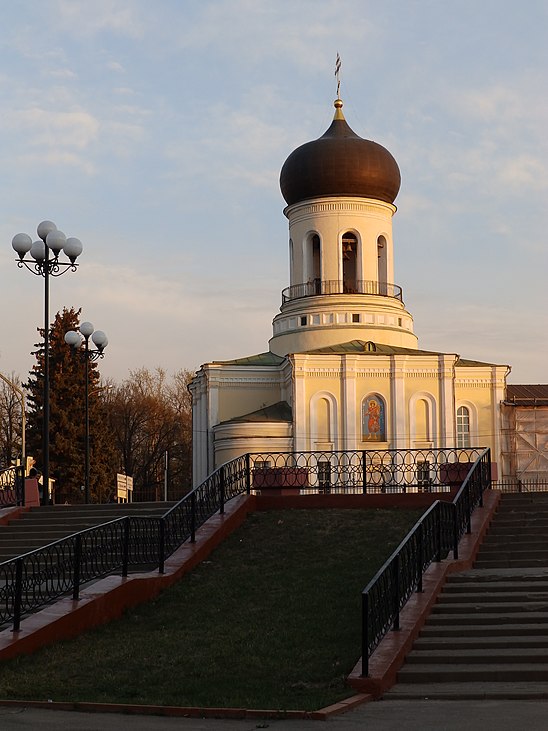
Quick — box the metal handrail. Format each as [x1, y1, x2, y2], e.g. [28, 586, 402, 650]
[360, 448, 491, 676]
[0, 448, 488, 632]
[281, 279, 404, 304]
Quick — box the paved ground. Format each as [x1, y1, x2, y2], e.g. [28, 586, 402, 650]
[3, 699, 548, 731]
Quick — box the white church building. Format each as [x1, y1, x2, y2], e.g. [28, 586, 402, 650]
[190, 96, 510, 486]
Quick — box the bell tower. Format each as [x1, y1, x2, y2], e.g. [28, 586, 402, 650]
[269, 99, 418, 356]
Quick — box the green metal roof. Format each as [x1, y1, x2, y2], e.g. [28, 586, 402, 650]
[212, 351, 285, 367]
[220, 401, 292, 424]
[301, 340, 502, 367]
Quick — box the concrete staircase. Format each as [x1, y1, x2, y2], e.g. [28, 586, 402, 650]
[0, 502, 175, 563]
[385, 492, 548, 700]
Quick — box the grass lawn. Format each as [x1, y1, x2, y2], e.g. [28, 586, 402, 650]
[0, 507, 422, 711]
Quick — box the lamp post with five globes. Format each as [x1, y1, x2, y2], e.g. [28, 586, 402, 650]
[64, 323, 108, 504]
[12, 221, 83, 505]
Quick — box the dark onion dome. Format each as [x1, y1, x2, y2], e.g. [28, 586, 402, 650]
[280, 99, 401, 206]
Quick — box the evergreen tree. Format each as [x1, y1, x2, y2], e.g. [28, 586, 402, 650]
[25, 307, 117, 503]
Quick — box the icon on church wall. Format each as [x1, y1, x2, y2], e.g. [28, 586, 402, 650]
[363, 396, 385, 441]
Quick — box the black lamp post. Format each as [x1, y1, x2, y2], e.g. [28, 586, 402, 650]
[64, 322, 108, 504]
[12, 221, 82, 505]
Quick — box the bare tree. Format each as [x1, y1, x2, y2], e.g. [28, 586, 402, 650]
[104, 368, 193, 501]
[0, 373, 23, 467]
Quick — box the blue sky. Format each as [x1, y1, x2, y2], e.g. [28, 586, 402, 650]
[0, 0, 547, 384]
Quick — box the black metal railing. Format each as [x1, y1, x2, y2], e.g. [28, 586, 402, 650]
[248, 448, 486, 494]
[493, 478, 548, 493]
[360, 447, 491, 676]
[281, 279, 403, 304]
[0, 448, 488, 633]
[0, 465, 25, 507]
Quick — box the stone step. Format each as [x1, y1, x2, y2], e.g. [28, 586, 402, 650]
[481, 534, 548, 544]
[487, 517, 548, 527]
[474, 558, 548, 569]
[430, 601, 548, 614]
[426, 611, 548, 625]
[414, 635, 548, 650]
[420, 623, 548, 637]
[476, 554, 548, 565]
[11, 508, 168, 518]
[447, 567, 548, 581]
[25, 502, 175, 512]
[397, 663, 548, 683]
[498, 497, 548, 506]
[441, 581, 548, 593]
[406, 648, 548, 664]
[384, 681, 548, 700]
[436, 592, 548, 604]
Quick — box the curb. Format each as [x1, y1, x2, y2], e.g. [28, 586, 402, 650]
[0, 693, 373, 720]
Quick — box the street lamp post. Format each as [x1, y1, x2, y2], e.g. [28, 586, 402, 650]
[64, 322, 108, 504]
[12, 221, 83, 505]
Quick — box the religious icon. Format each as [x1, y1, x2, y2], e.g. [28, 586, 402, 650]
[363, 396, 385, 441]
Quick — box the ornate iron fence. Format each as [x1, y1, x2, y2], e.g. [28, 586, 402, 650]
[0, 465, 25, 507]
[248, 448, 485, 494]
[0, 448, 489, 634]
[360, 447, 491, 676]
[492, 479, 548, 493]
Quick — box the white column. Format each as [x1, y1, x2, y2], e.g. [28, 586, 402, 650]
[292, 356, 308, 452]
[207, 371, 219, 472]
[342, 356, 357, 450]
[491, 366, 508, 474]
[439, 355, 456, 448]
[390, 356, 407, 449]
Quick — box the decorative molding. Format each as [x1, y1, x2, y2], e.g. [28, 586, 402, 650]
[211, 377, 282, 387]
[287, 198, 396, 220]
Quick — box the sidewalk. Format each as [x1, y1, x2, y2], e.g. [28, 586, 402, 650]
[2, 699, 548, 731]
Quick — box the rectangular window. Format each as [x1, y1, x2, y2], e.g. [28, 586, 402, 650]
[457, 407, 471, 448]
[300, 316, 307, 326]
[352, 313, 360, 323]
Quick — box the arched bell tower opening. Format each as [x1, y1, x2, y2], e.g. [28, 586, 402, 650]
[310, 233, 321, 290]
[377, 235, 388, 294]
[342, 232, 358, 293]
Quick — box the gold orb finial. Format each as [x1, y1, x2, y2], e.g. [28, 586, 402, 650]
[333, 97, 345, 120]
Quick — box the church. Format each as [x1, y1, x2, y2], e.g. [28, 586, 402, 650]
[190, 94, 512, 486]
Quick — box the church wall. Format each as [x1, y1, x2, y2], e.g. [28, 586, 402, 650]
[286, 197, 396, 287]
[213, 422, 293, 466]
[455, 364, 508, 472]
[190, 361, 291, 485]
[216, 384, 282, 424]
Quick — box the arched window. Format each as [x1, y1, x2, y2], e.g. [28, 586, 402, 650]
[377, 235, 388, 295]
[289, 238, 294, 283]
[362, 395, 386, 442]
[316, 397, 331, 443]
[310, 392, 338, 450]
[457, 406, 471, 448]
[415, 399, 431, 443]
[409, 392, 437, 448]
[342, 231, 358, 293]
